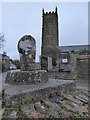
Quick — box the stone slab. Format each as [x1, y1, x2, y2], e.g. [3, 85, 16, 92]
[4, 79, 76, 106]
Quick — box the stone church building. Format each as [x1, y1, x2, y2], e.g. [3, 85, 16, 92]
[41, 7, 60, 70]
[40, 7, 90, 80]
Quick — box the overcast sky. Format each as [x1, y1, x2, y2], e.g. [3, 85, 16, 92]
[1, 2, 88, 62]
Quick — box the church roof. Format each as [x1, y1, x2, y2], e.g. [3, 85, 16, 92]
[59, 45, 90, 52]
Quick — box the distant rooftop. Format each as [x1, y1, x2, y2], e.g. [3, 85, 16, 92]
[0, 53, 10, 60]
[59, 45, 90, 52]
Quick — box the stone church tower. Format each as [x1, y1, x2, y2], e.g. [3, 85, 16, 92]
[41, 7, 59, 70]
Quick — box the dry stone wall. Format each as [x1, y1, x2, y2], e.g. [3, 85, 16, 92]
[5, 70, 48, 85]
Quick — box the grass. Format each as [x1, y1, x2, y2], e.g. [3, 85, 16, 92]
[35, 63, 41, 70]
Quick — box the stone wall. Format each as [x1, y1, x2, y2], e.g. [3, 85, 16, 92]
[76, 55, 90, 80]
[4, 81, 76, 107]
[48, 54, 90, 81]
[5, 70, 48, 85]
[48, 71, 73, 80]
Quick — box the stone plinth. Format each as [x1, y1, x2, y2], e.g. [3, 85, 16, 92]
[5, 70, 48, 85]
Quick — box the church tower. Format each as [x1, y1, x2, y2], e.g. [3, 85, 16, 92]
[41, 7, 59, 70]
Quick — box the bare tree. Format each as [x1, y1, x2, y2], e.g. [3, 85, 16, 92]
[0, 33, 5, 49]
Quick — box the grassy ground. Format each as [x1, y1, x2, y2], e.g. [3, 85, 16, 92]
[35, 63, 41, 70]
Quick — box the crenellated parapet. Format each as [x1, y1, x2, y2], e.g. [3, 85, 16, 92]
[44, 11, 56, 15]
[42, 7, 58, 16]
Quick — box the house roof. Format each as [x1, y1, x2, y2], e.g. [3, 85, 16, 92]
[0, 53, 10, 60]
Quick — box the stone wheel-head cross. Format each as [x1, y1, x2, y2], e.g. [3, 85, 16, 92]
[18, 35, 36, 71]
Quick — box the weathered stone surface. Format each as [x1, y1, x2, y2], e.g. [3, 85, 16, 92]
[4, 79, 76, 107]
[63, 94, 82, 105]
[18, 35, 36, 71]
[49, 95, 60, 103]
[48, 71, 74, 80]
[78, 94, 88, 102]
[46, 109, 59, 118]
[21, 104, 35, 114]
[2, 87, 89, 119]
[5, 34, 49, 85]
[41, 8, 59, 70]
[9, 111, 18, 118]
[61, 101, 74, 111]
[34, 102, 47, 114]
[59, 111, 74, 118]
[21, 104, 44, 118]
[74, 96, 88, 104]
[42, 100, 61, 112]
[77, 56, 89, 80]
[5, 70, 48, 85]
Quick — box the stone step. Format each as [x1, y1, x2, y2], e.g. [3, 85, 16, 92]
[74, 96, 88, 104]
[42, 100, 61, 112]
[63, 94, 82, 105]
[34, 102, 47, 114]
[4, 79, 76, 107]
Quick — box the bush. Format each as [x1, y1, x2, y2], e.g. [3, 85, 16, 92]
[12, 59, 21, 69]
[78, 49, 90, 55]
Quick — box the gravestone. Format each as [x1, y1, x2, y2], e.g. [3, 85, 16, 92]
[18, 35, 36, 71]
[48, 57, 52, 71]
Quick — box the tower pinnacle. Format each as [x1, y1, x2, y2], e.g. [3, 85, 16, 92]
[55, 6, 57, 14]
[42, 8, 44, 16]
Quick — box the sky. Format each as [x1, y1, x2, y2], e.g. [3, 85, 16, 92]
[0, 2, 88, 62]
